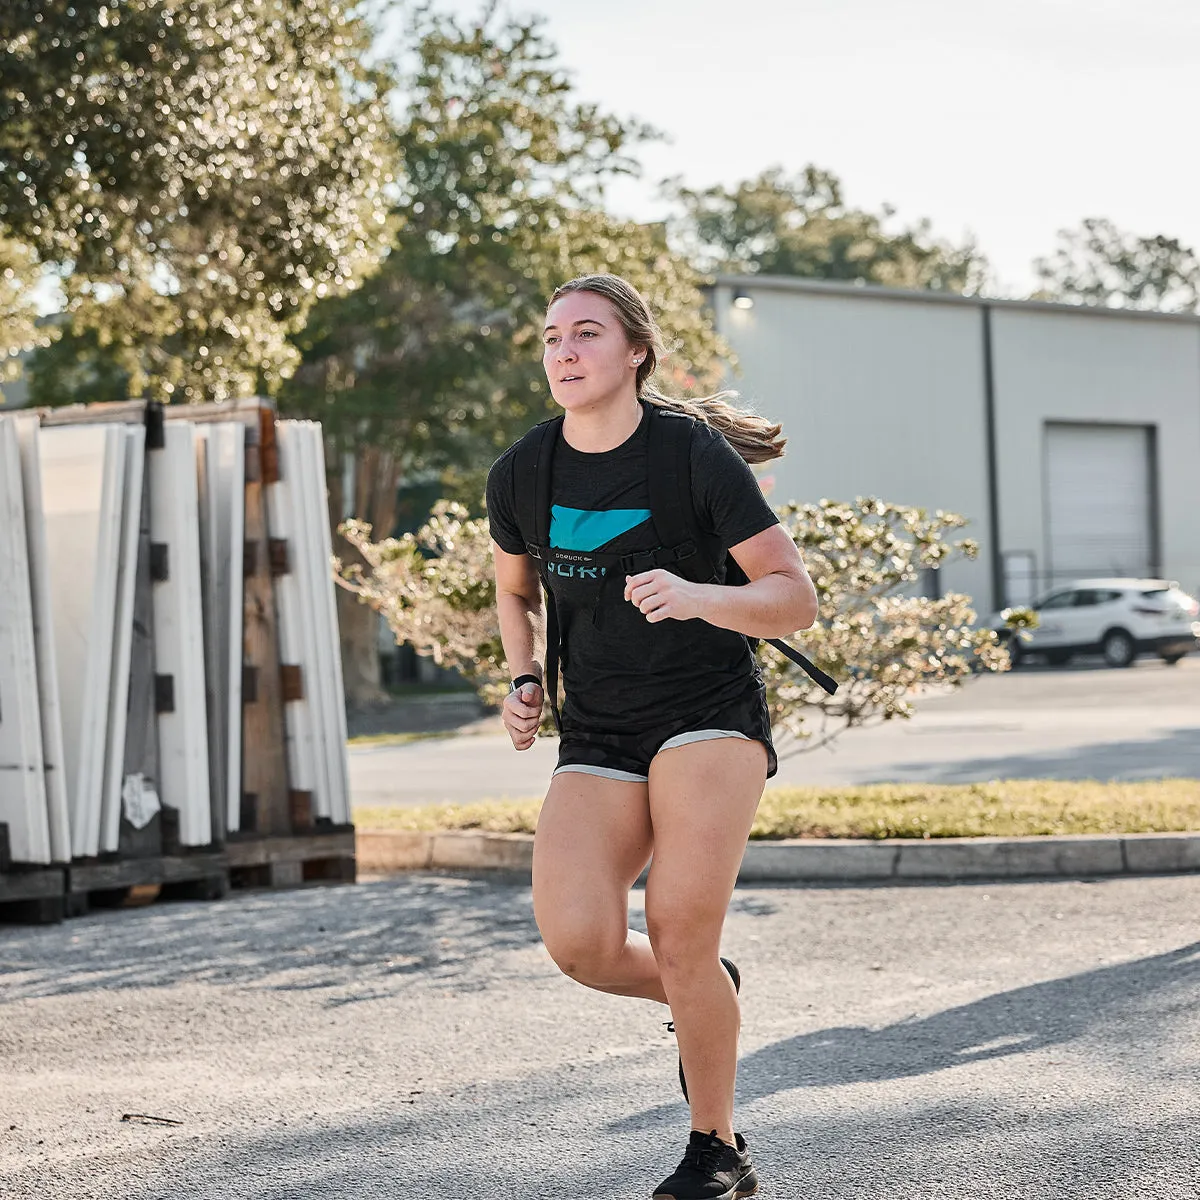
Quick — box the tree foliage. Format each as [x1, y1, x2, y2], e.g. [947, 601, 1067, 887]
[336, 502, 505, 701]
[283, 7, 725, 501]
[666, 166, 988, 294]
[1033, 217, 1200, 313]
[336, 496, 1011, 744]
[0, 233, 48, 396]
[0, 0, 397, 402]
[762, 499, 1006, 751]
[23, 321, 132, 408]
[280, 6, 729, 704]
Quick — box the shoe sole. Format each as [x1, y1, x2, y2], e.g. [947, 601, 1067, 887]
[677, 957, 741, 1103]
[653, 1171, 759, 1200]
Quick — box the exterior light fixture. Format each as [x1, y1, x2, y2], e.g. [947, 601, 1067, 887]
[732, 289, 755, 310]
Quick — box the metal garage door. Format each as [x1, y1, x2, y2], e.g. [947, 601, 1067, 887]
[1045, 423, 1154, 585]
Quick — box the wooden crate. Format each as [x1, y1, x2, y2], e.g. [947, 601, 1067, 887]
[0, 872, 67, 925]
[35, 398, 355, 900]
[0, 824, 66, 924]
[226, 827, 356, 891]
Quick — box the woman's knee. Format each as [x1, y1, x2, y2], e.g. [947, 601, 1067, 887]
[533, 856, 626, 982]
[645, 897, 723, 974]
[534, 899, 628, 984]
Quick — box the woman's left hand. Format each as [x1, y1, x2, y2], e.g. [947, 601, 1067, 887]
[624, 569, 708, 624]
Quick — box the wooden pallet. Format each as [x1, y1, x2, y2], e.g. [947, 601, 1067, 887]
[0, 821, 66, 923]
[65, 848, 229, 917]
[0, 866, 67, 924]
[225, 827, 356, 890]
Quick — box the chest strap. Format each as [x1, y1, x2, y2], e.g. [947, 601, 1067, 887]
[525, 540, 699, 574]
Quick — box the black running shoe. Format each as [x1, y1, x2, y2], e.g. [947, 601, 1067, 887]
[666, 957, 741, 1102]
[652, 1129, 759, 1200]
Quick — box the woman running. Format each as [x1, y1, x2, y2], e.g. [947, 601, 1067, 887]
[486, 273, 818, 1200]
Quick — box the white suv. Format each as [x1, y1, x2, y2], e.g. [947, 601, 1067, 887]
[1002, 578, 1200, 668]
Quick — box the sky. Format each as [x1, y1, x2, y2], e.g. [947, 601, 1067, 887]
[419, 0, 1200, 296]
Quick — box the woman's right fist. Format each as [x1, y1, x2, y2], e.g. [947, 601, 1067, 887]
[502, 682, 544, 750]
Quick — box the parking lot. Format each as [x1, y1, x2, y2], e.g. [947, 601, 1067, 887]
[349, 657, 1200, 808]
[3, 872, 1198, 1199]
[5, 660, 1198, 1200]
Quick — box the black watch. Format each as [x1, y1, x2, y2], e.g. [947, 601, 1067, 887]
[510, 674, 542, 693]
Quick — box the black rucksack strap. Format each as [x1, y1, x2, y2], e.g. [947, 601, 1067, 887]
[513, 416, 560, 554]
[646, 404, 837, 696]
[765, 639, 838, 695]
[511, 416, 564, 731]
[544, 588, 562, 733]
[646, 405, 718, 584]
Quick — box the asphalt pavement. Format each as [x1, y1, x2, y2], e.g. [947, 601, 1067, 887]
[2, 872, 1198, 1198]
[349, 657, 1200, 807]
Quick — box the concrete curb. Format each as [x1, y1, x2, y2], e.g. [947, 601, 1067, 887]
[355, 829, 1200, 882]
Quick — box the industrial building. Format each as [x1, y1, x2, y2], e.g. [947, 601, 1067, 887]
[709, 276, 1200, 613]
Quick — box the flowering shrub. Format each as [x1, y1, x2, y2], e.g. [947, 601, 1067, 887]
[336, 496, 1016, 752]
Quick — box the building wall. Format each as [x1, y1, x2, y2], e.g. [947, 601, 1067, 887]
[711, 281, 993, 608]
[712, 276, 1200, 612]
[990, 307, 1200, 597]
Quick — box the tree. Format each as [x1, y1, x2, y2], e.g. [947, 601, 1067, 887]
[23, 321, 131, 408]
[0, 233, 49, 400]
[666, 166, 989, 293]
[0, 0, 398, 403]
[282, 7, 727, 704]
[1033, 218, 1200, 312]
[335, 496, 1013, 745]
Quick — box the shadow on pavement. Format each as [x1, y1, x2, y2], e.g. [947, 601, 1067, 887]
[117, 1101, 1200, 1200]
[852, 726, 1200, 784]
[737, 940, 1200, 1098]
[0, 876, 541, 1005]
[6, 876, 1199, 1198]
[115, 926, 1200, 1200]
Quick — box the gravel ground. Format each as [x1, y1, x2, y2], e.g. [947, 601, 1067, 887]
[2, 872, 1198, 1199]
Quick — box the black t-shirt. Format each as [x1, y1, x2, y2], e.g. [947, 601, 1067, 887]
[486, 402, 780, 733]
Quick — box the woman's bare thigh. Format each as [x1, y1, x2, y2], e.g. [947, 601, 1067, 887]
[532, 770, 653, 956]
[644, 737, 767, 958]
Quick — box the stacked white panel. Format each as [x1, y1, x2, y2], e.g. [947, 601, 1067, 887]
[292, 421, 352, 825]
[38, 424, 128, 859]
[12, 418, 71, 863]
[149, 423, 212, 847]
[99, 426, 147, 854]
[268, 423, 322, 814]
[196, 424, 246, 835]
[307, 423, 353, 825]
[0, 420, 51, 864]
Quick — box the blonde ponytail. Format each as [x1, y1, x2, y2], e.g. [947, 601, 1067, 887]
[640, 387, 786, 465]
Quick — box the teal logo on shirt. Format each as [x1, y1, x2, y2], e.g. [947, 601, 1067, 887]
[550, 505, 651, 552]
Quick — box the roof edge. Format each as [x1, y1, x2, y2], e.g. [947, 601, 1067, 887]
[713, 274, 1200, 327]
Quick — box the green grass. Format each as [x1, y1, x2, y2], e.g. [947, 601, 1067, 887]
[352, 779, 1200, 840]
[346, 730, 459, 748]
[382, 682, 476, 698]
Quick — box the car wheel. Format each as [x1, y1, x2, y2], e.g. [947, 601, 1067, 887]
[1160, 652, 1185, 666]
[1046, 650, 1073, 667]
[1102, 629, 1136, 668]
